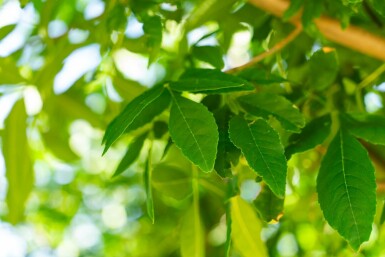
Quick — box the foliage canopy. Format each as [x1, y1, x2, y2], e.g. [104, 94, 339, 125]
[1, 0, 385, 256]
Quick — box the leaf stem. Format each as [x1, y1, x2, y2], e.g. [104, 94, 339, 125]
[355, 63, 385, 112]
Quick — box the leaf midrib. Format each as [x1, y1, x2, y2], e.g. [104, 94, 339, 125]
[339, 130, 361, 242]
[172, 96, 209, 171]
[247, 122, 280, 194]
[232, 198, 260, 254]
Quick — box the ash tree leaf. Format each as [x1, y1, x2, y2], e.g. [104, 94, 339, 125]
[103, 85, 170, 154]
[381, 201, 385, 225]
[368, 0, 385, 17]
[308, 49, 339, 90]
[180, 205, 205, 257]
[254, 184, 284, 223]
[214, 107, 241, 178]
[230, 196, 268, 257]
[229, 116, 287, 197]
[237, 93, 305, 133]
[143, 15, 163, 65]
[191, 45, 224, 69]
[341, 113, 385, 145]
[113, 132, 148, 177]
[3, 100, 34, 224]
[169, 69, 254, 94]
[169, 94, 218, 172]
[317, 129, 376, 250]
[285, 114, 332, 159]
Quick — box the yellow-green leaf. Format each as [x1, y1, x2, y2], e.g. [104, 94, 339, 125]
[3, 99, 34, 224]
[231, 196, 268, 257]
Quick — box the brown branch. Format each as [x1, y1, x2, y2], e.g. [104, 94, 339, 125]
[248, 0, 385, 62]
[227, 25, 303, 73]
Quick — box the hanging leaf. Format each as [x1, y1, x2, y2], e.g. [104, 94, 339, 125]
[238, 93, 305, 133]
[169, 69, 254, 94]
[237, 69, 287, 84]
[254, 184, 284, 223]
[144, 146, 154, 223]
[380, 201, 385, 225]
[229, 116, 287, 197]
[103, 85, 170, 154]
[180, 205, 205, 257]
[113, 132, 148, 177]
[285, 114, 332, 159]
[341, 113, 385, 145]
[3, 100, 34, 224]
[230, 196, 268, 257]
[317, 129, 376, 250]
[169, 94, 218, 172]
[191, 45, 224, 69]
[283, 0, 304, 20]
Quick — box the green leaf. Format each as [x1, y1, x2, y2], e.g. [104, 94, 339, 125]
[169, 69, 254, 94]
[113, 132, 147, 177]
[283, 0, 304, 20]
[301, 0, 324, 27]
[152, 163, 192, 200]
[254, 184, 284, 223]
[308, 49, 339, 90]
[237, 69, 287, 84]
[214, 107, 241, 178]
[143, 15, 163, 65]
[152, 146, 193, 201]
[144, 146, 154, 223]
[230, 196, 268, 257]
[341, 113, 385, 145]
[368, 0, 385, 17]
[0, 24, 16, 40]
[3, 100, 34, 224]
[191, 45, 224, 69]
[180, 205, 205, 257]
[169, 94, 218, 172]
[103, 85, 170, 154]
[229, 116, 287, 197]
[285, 115, 332, 159]
[317, 129, 376, 250]
[238, 93, 305, 133]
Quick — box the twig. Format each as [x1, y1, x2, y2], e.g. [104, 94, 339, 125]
[248, 0, 385, 61]
[227, 25, 302, 74]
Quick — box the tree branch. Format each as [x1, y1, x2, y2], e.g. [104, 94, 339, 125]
[248, 0, 385, 62]
[227, 25, 302, 73]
